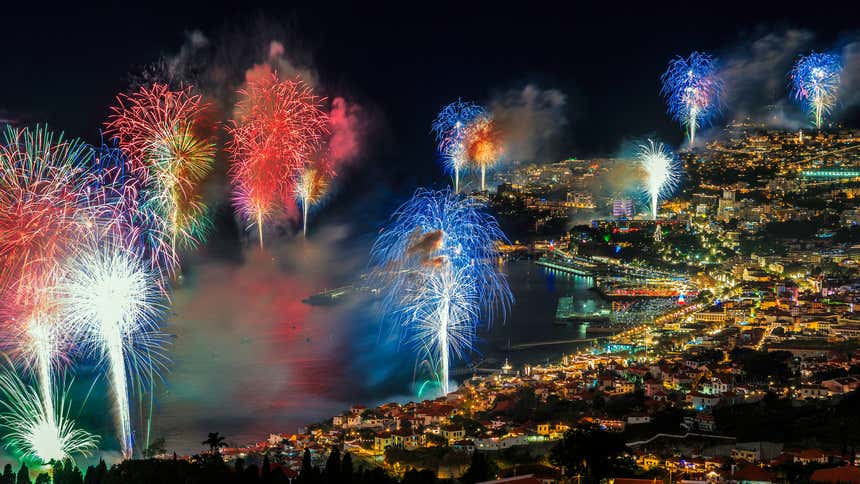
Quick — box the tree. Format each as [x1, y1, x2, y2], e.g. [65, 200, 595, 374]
[298, 448, 321, 484]
[2, 465, 14, 484]
[301, 448, 313, 476]
[341, 452, 353, 484]
[15, 464, 30, 484]
[550, 426, 635, 483]
[460, 451, 497, 483]
[33, 476, 49, 484]
[261, 454, 271, 483]
[324, 447, 340, 484]
[241, 464, 261, 484]
[143, 437, 167, 459]
[202, 432, 227, 453]
[84, 459, 107, 484]
[69, 467, 83, 484]
[400, 469, 436, 484]
[270, 467, 289, 484]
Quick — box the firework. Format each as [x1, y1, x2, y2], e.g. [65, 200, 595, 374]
[637, 140, 679, 219]
[228, 72, 329, 247]
[84, 139, 176, 281]
[0, 125, 92, 298]
[294, 162, 331, 237]
[0, 360, 98, 464]
[0, 126, 94, 431]
[790, 52, 842, 129]
[56, 236, 165, 459]
[105, 84, 215, 262]
[431, 100, 487, 193]
[371, 189, 512, 394]
[661, 52, 724, 145]
[463, 116, 503, 192]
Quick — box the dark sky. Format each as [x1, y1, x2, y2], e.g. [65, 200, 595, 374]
[1, 2, 858, 177]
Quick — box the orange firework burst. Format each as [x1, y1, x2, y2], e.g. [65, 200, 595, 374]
[294, 160, 333, 237]
[228, 72, 329, 246]
[464, 116, 503, 191]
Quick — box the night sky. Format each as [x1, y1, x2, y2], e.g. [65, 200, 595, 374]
[2, 2, 859, 173]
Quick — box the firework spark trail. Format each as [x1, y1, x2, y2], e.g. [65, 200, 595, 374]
[228, 72, 329, 247]
[105, 84, 215, 266]
[294, 162, 332, 237]
[0, 359, 98, 464]
[637, 140, 679, 220]
[661, 52, 724, 145]
[0, 126, 92, 298]
[790, 52, 842, 129]
[464, 116, 503, 191]
[0, 126, 95, 441]
[402, 264, 478, 394]
[371, 189, 511, 395]
[56, 236, 165, 459]
[84, 140, 176, 286]
[431, 100, 487, 193]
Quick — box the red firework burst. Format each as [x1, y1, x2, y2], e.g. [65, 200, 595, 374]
[104, 84, 214, 178]
[227, 72, 329, 245]
[0, 126, 91, 301]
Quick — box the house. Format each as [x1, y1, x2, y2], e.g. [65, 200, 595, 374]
[476, 476, 543, 484]
[637, 454, 661, 470]
[416, 405, 455, 426]
[595, 418, 626, 432]
[453, 439, 475, 453]
[474, 434, 529, 450]
[604, 380, 635, 395]
[537, 423, 551, 435]
[373, 432, 394, 451]
[441, 426, 466, 442]
[627, 414, 652, 425]
[391, 429, 423, 449]
[346, 414, 362, 428]
[499, 465, 562, 483]
[673, 373, 693, 389]
[695, 413, 716, 432]
[810, 465, 860, 484]
[608, 479, 664, 484]
[797, 385, 831, 399]
[731, 447, 760, 463]
[645, 381, 665, 398]
[537, 422, 570, 436]
[702, 376, 732, 395]
[821, 377, 860, 394]
[688, 392, 721, 410]
[793, 448, 829, 465]
[732, 465, 776, 483]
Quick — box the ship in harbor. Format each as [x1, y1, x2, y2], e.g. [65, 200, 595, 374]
[554, 294, 680, 336]
[554, 296, 611, 324]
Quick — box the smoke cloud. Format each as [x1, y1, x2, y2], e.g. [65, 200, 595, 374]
[488, 84, 568, 163]
[328, 97, 367, 167]
[718, 27, 860, 128]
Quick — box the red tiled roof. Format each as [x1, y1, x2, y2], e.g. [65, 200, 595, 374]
[733, 465, 776, 483]
[811, 466, 860, 484]
[612, 479, 664, 484]
[477, 476, 542, 484]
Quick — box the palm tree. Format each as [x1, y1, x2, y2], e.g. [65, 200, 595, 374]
[202, 432, 227, 453]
